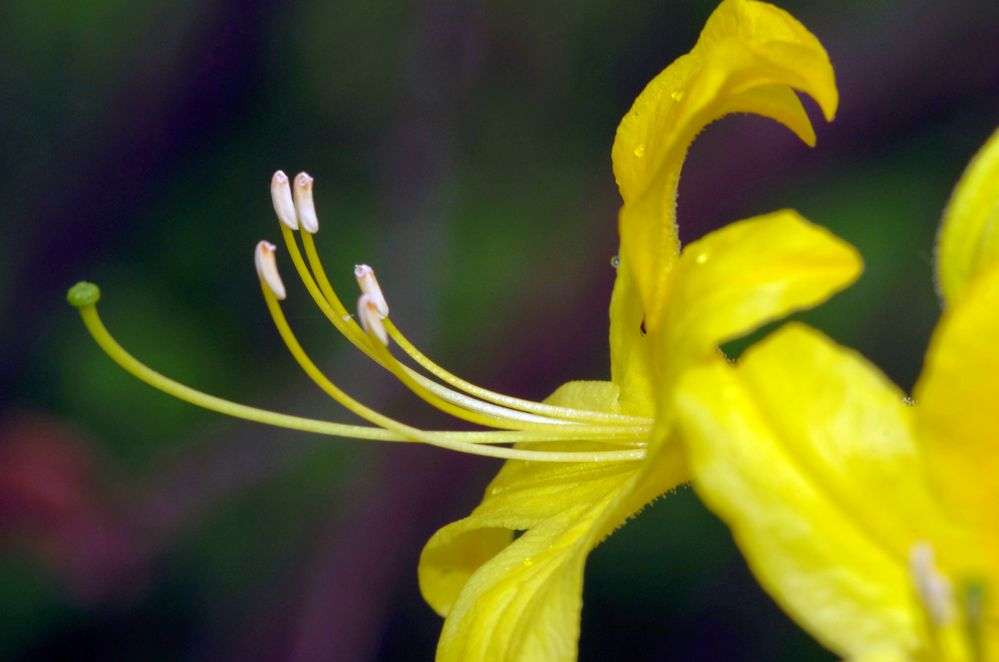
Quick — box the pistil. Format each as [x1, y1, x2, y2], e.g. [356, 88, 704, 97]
[65, 170, 656, 463]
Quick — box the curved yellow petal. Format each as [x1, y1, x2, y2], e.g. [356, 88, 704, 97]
[418, 381, 688, 661]
[676, 324, 936, 658]
[608, 257, 656, 415]
[656, 210, 861, 386]
[419, 459, 642, 661]
[936, 127, 999, 306]
[916, 260, 999, 578]
[609, 0, 837, 332]
[417, 381, 633, 661]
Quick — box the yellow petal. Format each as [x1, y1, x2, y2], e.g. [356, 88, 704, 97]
[656, 210, 861, 386]
[610, 0, 837, 328]
[417, 381, 631, 661]
[418, 381, 687, 661]
[608, 257, 657, 415]
[916, 259, 999, 577]
[936, 127, 999, 306]
[543, 379, 622, 413]
[419, 456, 642, 661]
[676, 324, 939, 659]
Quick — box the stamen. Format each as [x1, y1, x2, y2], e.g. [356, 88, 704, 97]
[280, 227, 597, 429]
[254, 241, 286, 300]
[67, 285, 643, 457]
[293, 172, 319, 234]
[279, 224, 363, 343]
[71, 169, 658, 464]
[383, 319, 654, 427]
[295, 225, 650, 427]
[357, 302, 649, 439]
[909, 541, 955, 626]
[255, 279, 646, 461]
[354, 264, 389, 318]
[358, 294, 389, 346]
[286, 226, 636, 430]
[271, 171, 298, 230]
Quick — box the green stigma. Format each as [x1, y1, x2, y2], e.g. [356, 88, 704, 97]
[67, 281, 101, 308]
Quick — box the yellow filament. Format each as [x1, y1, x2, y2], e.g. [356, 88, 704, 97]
[287, 226, 643, 430]
[296, 228, 652, 427]
[297, 229, 358, 333]
[384, 320, 652, 426]
[280, 224, 368, 349]
[260, 281, 647, 461]
[282, 227, 554, 429]
[363, 323, 647, 440]
[76, 300, 645, 462]
[78, 303, 393, 440]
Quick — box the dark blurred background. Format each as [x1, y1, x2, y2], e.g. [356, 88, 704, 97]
[1, 0, 996, 659]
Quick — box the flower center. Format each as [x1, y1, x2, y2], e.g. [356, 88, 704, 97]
[67, 170, 655, 463]
[910, 542, 955, 627]
[908, 541, 988, 659]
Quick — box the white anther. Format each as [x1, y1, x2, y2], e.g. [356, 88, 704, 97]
[358, 294, 389, 345]
[271, 171, 299, 230]
[293, 172, 319, 234]
[255, 241, 287, 300]
[909, 542, 954, 626]
[354, 264, 389, 318]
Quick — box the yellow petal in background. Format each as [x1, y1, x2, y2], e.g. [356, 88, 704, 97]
[656, 210, 861, 386]
[916, 260, 999, 578]
[610, 0, 838, 331]
[936, 127, 999, 306]
[676, 325, 933, 659]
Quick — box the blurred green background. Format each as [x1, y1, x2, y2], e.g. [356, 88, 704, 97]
[2, 0, 997, 659]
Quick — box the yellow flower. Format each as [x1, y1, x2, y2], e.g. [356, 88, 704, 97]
[937, 128, 999, 305]
[675, 128, 999, 660]
[66, 1, 855, 659]
[419, 1, 858, 658]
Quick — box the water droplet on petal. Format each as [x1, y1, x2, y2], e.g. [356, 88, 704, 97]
[671, 89, 685, 101]
[521, 557, 534, 568]
[633, 143, 646, 158]
[610, 255, 620, 269]
[694, 252, 709, 265]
